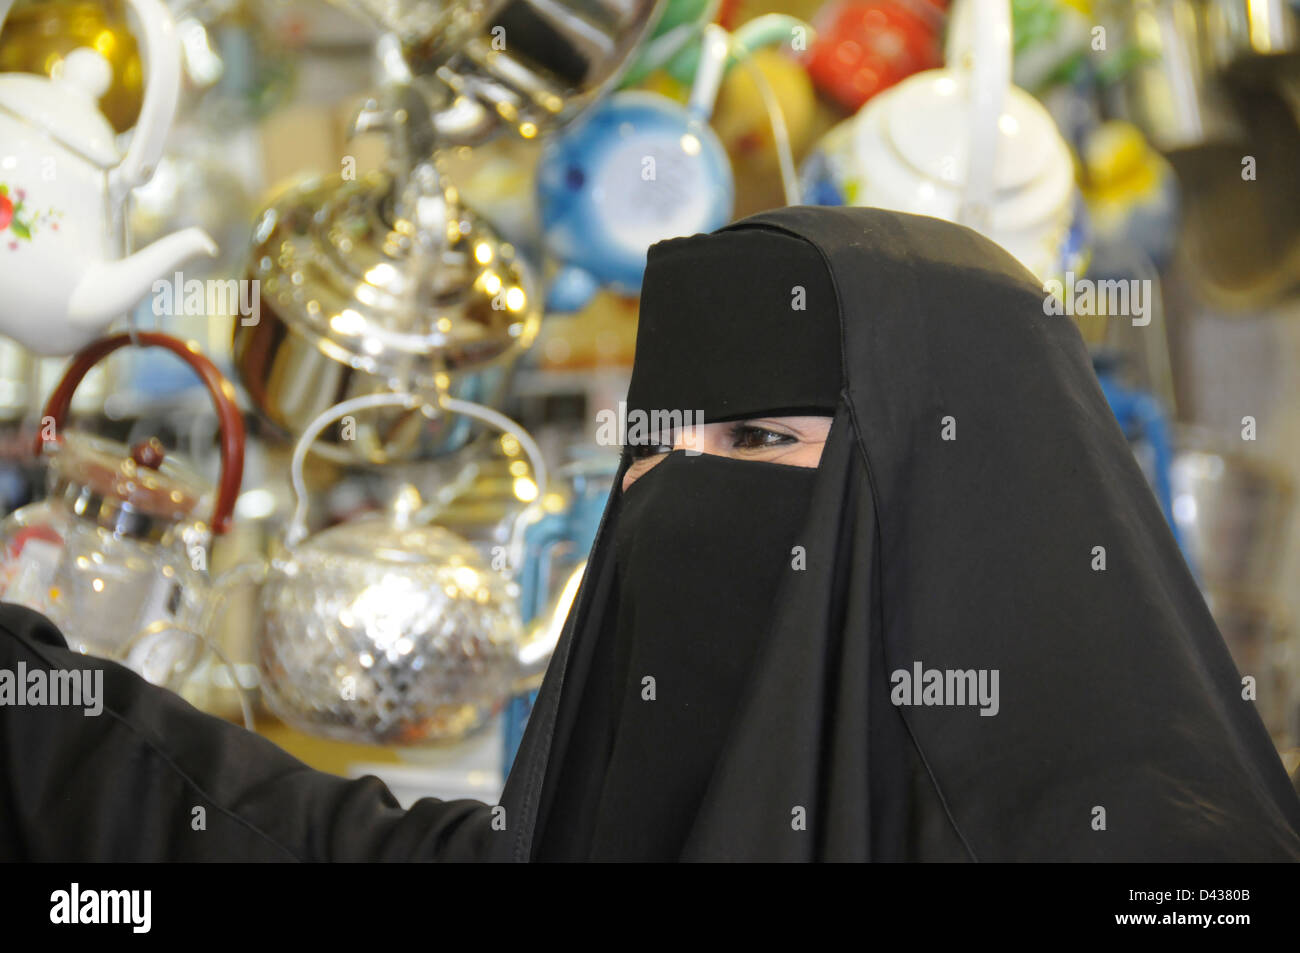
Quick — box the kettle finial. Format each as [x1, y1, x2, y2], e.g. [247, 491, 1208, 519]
[390, 484, 425, 530]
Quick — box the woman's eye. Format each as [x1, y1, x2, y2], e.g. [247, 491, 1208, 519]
[729, 424, 794, 450]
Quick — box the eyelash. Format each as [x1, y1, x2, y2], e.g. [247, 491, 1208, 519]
[625, 423, 794, 458]
[728, 423, 794, 450]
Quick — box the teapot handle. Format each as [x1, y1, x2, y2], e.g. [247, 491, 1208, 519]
[686, 23, 732, 121]
[945, 0, 1012, 233]
[109, 0, 183, 199]
[285, 393, 550, 566]
[37, 331, 246, 535]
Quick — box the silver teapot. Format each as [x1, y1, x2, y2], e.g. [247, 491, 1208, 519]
[256, 390, 552, 746]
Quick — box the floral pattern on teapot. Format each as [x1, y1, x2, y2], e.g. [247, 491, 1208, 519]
[0, 183, 61, 247]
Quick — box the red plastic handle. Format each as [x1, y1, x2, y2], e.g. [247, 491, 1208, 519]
[36, 332, 245, 535]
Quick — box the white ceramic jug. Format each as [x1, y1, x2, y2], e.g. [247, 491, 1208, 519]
[0, 0, 216, 355]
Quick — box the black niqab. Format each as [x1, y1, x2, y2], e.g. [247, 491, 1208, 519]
[504, 205, 1300, 861]
[532, 226, 842, 860]
[535, 452, 821, 860]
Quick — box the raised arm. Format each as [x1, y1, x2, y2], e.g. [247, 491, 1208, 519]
[0, 603, 502, 861]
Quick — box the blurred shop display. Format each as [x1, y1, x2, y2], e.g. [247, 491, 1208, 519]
[0, 0, 216, 355]
[0, 0, 219, 438]
[1076, 120, 1181, 270]
[2, 0, 1300, 791]
[804, 0, 945, 111]
[800, 0, 1091, 285]
[0, 0, 145, 131]
[538, 14, 815, 311]
[330, 0, 662, 145]
[0, 334, 253, 728]
[537, 24, 735, 311]
[234, 149, 539, 465]
[503, 447, 617, 766]
[1172, 427, 1297, 746]
[1115, 0, 1300, 310]
[123, 0, 300, 393]
[1010, 0, 1097, 93]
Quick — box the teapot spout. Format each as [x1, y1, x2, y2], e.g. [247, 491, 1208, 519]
[67, 227, 219, 332]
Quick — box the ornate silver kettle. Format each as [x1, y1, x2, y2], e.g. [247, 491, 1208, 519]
[256, 390, 553, 746]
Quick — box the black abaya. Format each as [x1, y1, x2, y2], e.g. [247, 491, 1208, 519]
[2, 205, 1298, 861]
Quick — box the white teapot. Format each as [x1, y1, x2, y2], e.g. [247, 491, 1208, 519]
[0, 0, 216, 356]
[800, 0, 1087, 284]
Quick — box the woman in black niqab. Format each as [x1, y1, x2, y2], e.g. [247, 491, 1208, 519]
[2, 205, 1298, 861]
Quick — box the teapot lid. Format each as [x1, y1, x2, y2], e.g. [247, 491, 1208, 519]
[247, 171, 539, 381]
[287, 510, 516, 609]
[879, 71, 1065, 195]
[46, 432, 209, 540]
[294, 485, 474, 564]
[0, 49, 121, 169]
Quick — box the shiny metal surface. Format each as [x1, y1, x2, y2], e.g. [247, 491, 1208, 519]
[1123, 0, 1300, 150]
[233, 169, 540, 463]
[0, 497, 209, 683]
[1124, 0, 1245, 149]
[338, 0, 665, 145]
[44, 432, 208, 542]
[433, 0, 665, 144]
[1209, 0, 1299, 65]
[257, 392, 547, 747]
[257, 508, 525, 745]
[345, 0, 498, 68]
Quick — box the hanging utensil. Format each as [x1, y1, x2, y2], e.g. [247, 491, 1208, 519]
[233, 79, 541, 463]
[0, 332, 246, 694]
[256, 390, 553, 746]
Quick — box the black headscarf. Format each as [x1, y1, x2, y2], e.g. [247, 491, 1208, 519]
[499, 205, 1300, 861]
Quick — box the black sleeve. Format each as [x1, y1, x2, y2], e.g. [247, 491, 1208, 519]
[0, 603, 502, 861]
